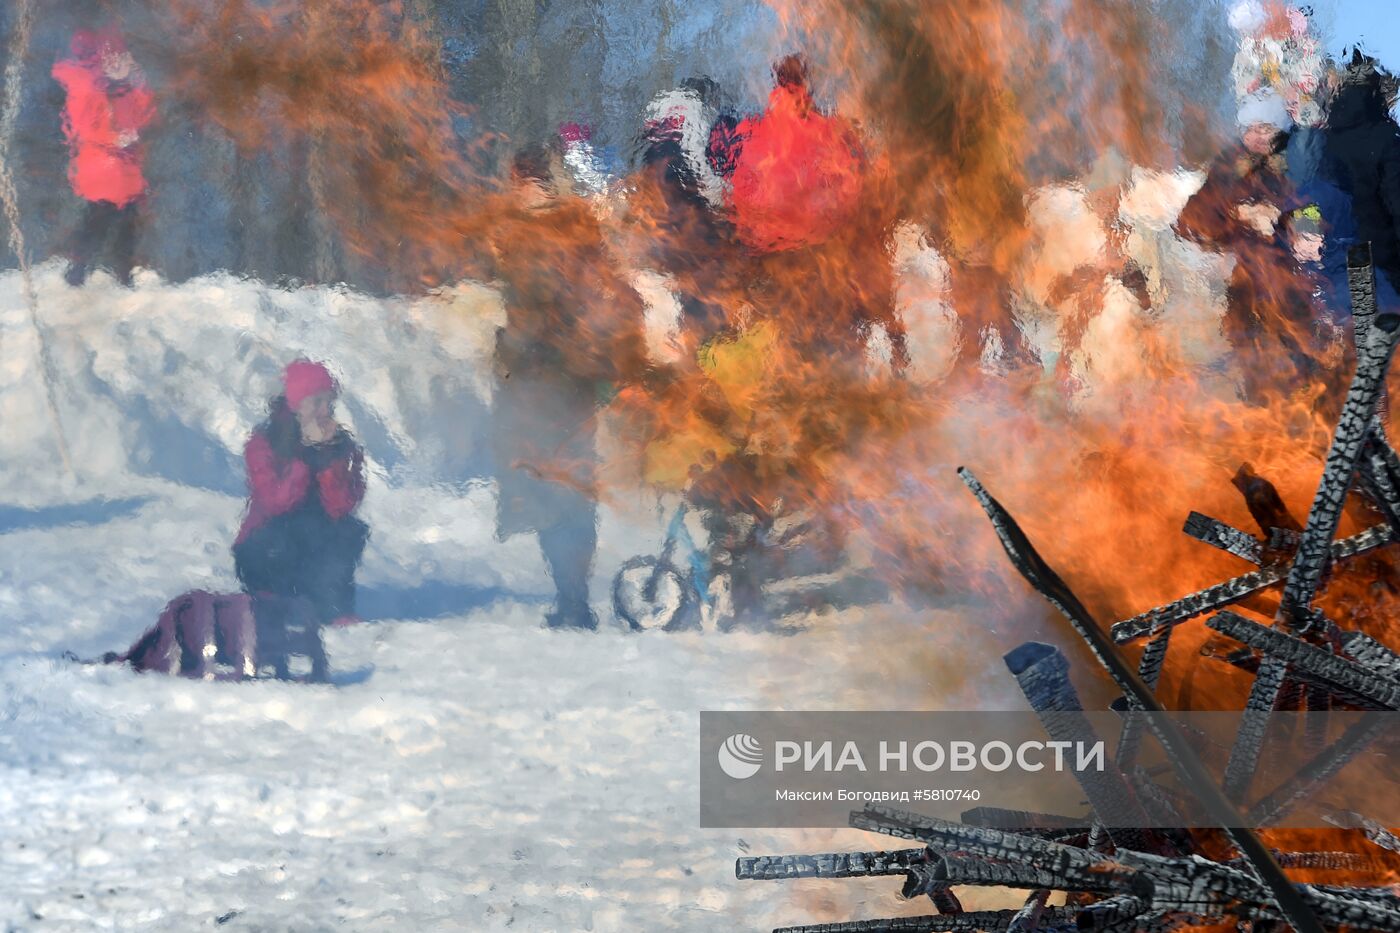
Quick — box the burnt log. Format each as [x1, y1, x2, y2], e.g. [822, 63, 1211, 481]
[958, 470, 1325, 933]
[1110, 523, 1393, 644]
[1182, 512, 1265, 564]
[737, 849, 930, 881]
[1323, 810, 1400, 854]
[1207, 611, 1400, 709]
[1277, 250, 1400, 631]
[771, 909, 1080, 933]
[1005, 642, 1154, 835]
[1005, 890, 1049, 933]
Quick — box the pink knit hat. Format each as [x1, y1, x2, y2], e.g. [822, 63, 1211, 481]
[283, 359, 337, 409]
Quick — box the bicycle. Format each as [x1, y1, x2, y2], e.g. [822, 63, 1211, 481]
[612, 491, 850, 631]
[612, 500, 718, 631]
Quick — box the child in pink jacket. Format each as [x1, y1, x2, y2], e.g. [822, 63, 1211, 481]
[233, 360, 368, 629]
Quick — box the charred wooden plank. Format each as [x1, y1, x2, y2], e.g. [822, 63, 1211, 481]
[1357, 445, 1400, 533]
[928, 889, 963, 915]
[890, 865, 966, 912]
[1321, 806, 1400, 851]
[852, 806, 1127, 892]
[1006, 890, 1049, 933]
[1247, 713, 1391, 825]
[1277, 251, 1400, 631]
[959, 468, 1155, 705]
[932, 854, 1092, 892]
[1005, 642, 1153, 834]
[1207, 611, 1400, 709]
[1340, 630, 1400, 677]
[1136, 628, 1173, 690]
[853, 807, 1383, 930]
[1350, 243, 1390, 424]
[1302, 681, 1330, 756]
[1231, 851, 1365, 870]
[855, 806, 1305, 924]
[1222, 655, 1290, 800]
[1072, 894, 1147, 931]
[1350, 243, 1380, 342]
[1115, 848, 1275, 918]
[1323, 810, 1400, 854]
[1117, 628, 1174, 769]
[1366, 426, 1400, 498]
[959, 469, 1326, 933]
[1110, 524, 1394, 644]
[1182, 512, 1264, 564]
[771, 908, 1079, 933]
[736, 847, 964, 915]
[1300, 883, 1400, 932]
[737, 849, 930, 881]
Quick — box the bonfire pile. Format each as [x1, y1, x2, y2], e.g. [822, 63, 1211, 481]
[737, 247, 1400, 932]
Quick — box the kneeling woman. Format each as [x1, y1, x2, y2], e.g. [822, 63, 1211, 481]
[233, 360, 368, 658]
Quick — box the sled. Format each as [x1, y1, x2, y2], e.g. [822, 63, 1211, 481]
[109, 590, 330, 681]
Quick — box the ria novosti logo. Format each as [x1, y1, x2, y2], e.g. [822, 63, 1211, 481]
[717, 733, 763, 779]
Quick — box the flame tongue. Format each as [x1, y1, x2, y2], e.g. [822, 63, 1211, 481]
[155, 0, 1389, 637]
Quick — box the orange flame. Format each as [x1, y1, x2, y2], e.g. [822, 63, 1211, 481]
[158, 1, 1397, 900]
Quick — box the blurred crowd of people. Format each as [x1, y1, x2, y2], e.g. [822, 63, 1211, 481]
[483, 22, 1400, 628]
[51, 7, 1400, 651]
[1177, 2, 1400, 402]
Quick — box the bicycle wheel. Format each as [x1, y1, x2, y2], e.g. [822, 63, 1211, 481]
[613, 555, 693, 631]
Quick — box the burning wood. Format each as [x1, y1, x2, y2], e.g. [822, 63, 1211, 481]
[770, 910, 1078, 933]
[1207, 610, 1400, 710]
[743, 805, 1400, 932]
[1110, 523, 1394, 643]
[1325, 812, 1400, 856]
[1003, 642, 1157, 838]
[957, 469, 1326, 932]
[1340, 630, 1400, 677]
[737, 849, 932, 882]
[1275, 250, 1400, 632]
[736, 254, 1400, 933]
[1355, 440, 1400, 533]
[1004, 891, 1049, 933]
[1182, 511, 1266, 565]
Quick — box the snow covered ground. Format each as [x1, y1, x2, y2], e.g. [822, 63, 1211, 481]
[0, 604, 1016, 931]
[0, 263, 1027, 931]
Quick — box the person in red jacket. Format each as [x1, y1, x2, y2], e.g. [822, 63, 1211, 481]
[722, 55, 907, 371]
[51, 27, 156, 286]
[233, 360, 369, 632]
[725, 54, 865, 253]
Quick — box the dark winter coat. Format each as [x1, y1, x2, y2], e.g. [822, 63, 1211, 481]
[1321, 82, 1400, 291]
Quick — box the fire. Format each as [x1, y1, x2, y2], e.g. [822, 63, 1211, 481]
[156, 0, 1399, 669]
[156, 0, 1397, 905]
[163, 0, 491, 287]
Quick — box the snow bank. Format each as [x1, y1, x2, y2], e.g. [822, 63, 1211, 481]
[0, 264, 583, 654]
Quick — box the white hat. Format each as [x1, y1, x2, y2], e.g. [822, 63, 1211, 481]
[1228, 1, 1266, 34]
[1236, 89, 1294, 132]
